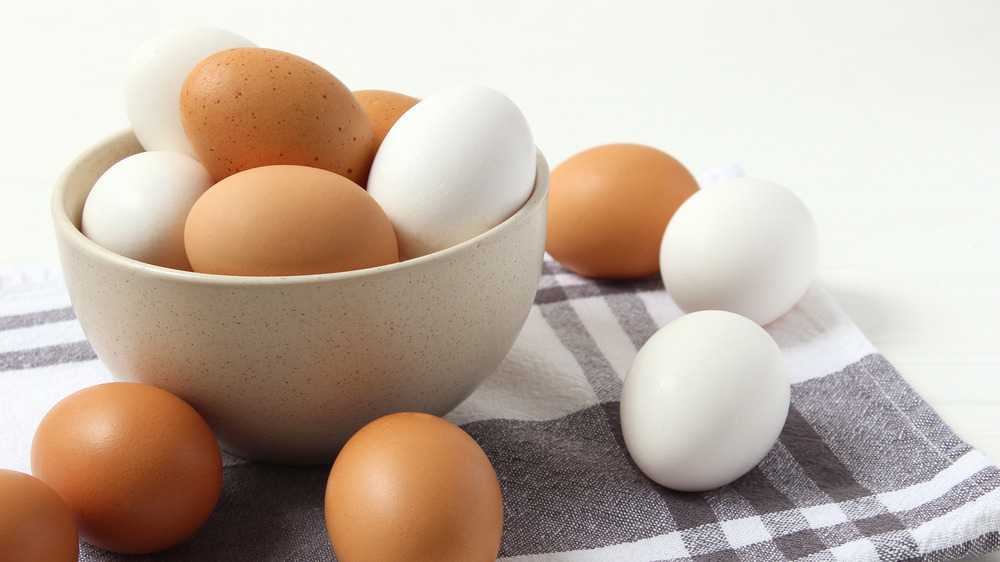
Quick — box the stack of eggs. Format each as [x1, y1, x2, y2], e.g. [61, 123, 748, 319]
[82, 26, 537, 276]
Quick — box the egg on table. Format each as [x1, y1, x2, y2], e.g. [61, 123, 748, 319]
[30, 382, 223, 555]
[0, 469, 79, 562]
[620, 310, 791, 492]
[545, 143, 699, 279]
[659, 176, 819, 325]
[325, 412, 504, 562]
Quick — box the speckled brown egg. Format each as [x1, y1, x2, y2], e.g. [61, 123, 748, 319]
[353, 89, 420, 151]
[184, 164, 399, 276]
[0, 469, 79, 562]
[325, 412, 504, 562]
[546, 143, 699, 279]
[180, 47, 375, 185]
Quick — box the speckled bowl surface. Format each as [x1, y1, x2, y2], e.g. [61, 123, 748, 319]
[52, 128, 549, 465]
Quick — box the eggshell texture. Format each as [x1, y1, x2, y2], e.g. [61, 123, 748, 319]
[124, 25, 256, 159]
[353, 89, 420, 151]
[180, 47, 375, 184]
[659, 177, 819, 325]
[325, 412, 503, 562]
[184, 164, 398, 276]
[0, 469, 79, 562]
[30, 382, 223, 555]
[620, 310, 790, 492]
[81, 150, 213, 270]
[546, 143, 699, 279]
[366, 84, 536, 259]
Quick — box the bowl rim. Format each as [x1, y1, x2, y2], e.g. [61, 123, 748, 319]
[52, 127, 549, 286]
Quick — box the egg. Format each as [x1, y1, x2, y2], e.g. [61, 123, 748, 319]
[30, 382, 223, 554]
[620, 310, 791, 492]
[0, 469, 79, 562]
[659, 177, 819, 325]
[180, 47, 375, 184]
[353, 89, 421, 151]
[184, 164, 398, 276]
[124, 25, 256, 158]
[546, 143, 699, 279]
[81, 150, 213, 270]
[366, 84, 536, 259]
[325, 412, 503, 562]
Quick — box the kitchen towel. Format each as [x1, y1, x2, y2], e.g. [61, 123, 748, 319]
[3, 256, 1000, 561]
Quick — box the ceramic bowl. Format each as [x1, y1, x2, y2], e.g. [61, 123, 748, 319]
[51, 128, 549, 465]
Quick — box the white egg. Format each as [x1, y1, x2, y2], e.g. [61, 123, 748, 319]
[620, 310, 790, 492]
[81, 151, 213, 270]
[366, 84, 536, 259]
[124, 26, 255, 158]
[659, 177, 819, 326]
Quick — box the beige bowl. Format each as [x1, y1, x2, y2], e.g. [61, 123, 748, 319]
[52, 128, 549, 465]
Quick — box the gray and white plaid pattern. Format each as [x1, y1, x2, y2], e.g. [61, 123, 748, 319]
[2, 258, 999, 561]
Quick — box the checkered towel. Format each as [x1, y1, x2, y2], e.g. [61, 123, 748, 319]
[3, 186, 1000, 561]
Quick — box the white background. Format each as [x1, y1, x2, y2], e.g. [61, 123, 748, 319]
[2, 2, 998, 559]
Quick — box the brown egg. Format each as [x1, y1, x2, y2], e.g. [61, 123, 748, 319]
[180, 47, 375, 185]
[185, 164, 398, 276]
[353, 89, 420, 151]
[30, 382, 223, 555]
[325, 412, 503, 562]
[0, 469, 79, 561]
[546, 143, 699, 279]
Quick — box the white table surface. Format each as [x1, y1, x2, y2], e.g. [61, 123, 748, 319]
[2, 2, 998, 559]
